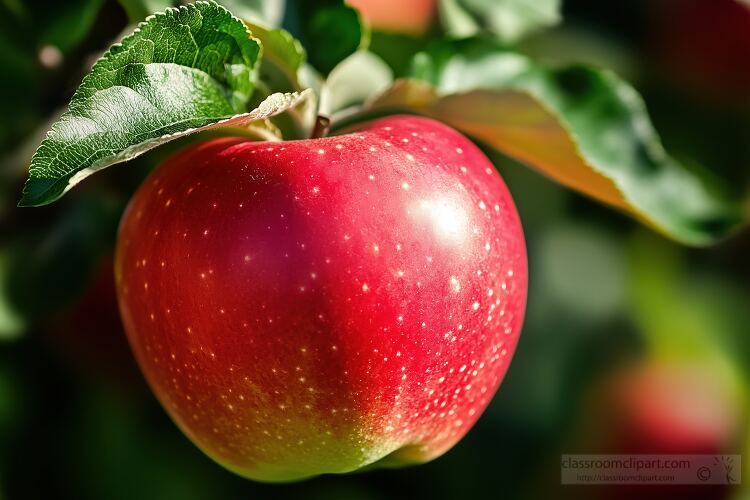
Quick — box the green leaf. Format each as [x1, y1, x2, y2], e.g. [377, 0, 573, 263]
[368, 38, 744, 245]
[290, 0, 367, 75]
[245, 22, 306, 91]
[321, 50, 393, 116]
[21, 88, 311, 207]
[19, 1, 262, 207]
[242, 22, 318, 139]
[369, 31, 430, 78]
[439, 0, 561, 43]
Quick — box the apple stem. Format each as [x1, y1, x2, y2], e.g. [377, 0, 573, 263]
[310, 115, 331, 139]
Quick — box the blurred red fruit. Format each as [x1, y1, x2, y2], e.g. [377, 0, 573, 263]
[347, 0, 436, 34]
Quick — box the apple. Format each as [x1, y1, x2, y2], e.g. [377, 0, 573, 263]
[115, 115, 527, 481]
[347, 0, 436, 35]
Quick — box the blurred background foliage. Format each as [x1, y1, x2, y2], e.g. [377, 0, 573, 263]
[0, 0, 749, 499]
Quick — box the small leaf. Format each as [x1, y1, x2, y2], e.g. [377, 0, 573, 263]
[240, 22, 319, 139]
[439, 0, 561, 43]
[19, 1, 262, 207]
[290, 0, 368, 75]
[245, 22, 306, 91]
[321, 50, 393, 116]
[368, 38, 744, 245]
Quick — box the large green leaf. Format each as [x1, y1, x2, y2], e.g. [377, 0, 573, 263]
[439, 0, 561, 43]
[368, 38, 744, 245]
[19, 1, 262, 207]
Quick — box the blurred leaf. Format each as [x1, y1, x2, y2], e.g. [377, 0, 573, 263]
[0, 252, 25, 341]
[368, 38, 744, 246]
[516, 25, 636, 79]
[0, 0, 108, 153]
[322, 50, 392, 116]
[19, 1, 263, 206]
[629, 230, 750, 364]
[537, 222, 626, 319]
[214, 0, 285, 27]
[1, 0, 106, 54]
[368, 32, 429, 78]
[119, 1, 285, 28]
[439, 0, 560, 43]
[40, 0, 106, 53]
[627, 230, 750, 400]
[291, 0, 368, 75]
[1, 0, 23, 16]
[0, 34, 39, 153]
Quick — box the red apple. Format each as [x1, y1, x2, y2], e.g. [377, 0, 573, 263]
[347, 0, 436, 35]
[115, 115, 527, 481]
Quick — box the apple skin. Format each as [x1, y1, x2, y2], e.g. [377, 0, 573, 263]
[347, 0, 436, 35]
[115, 115, 527, 481]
